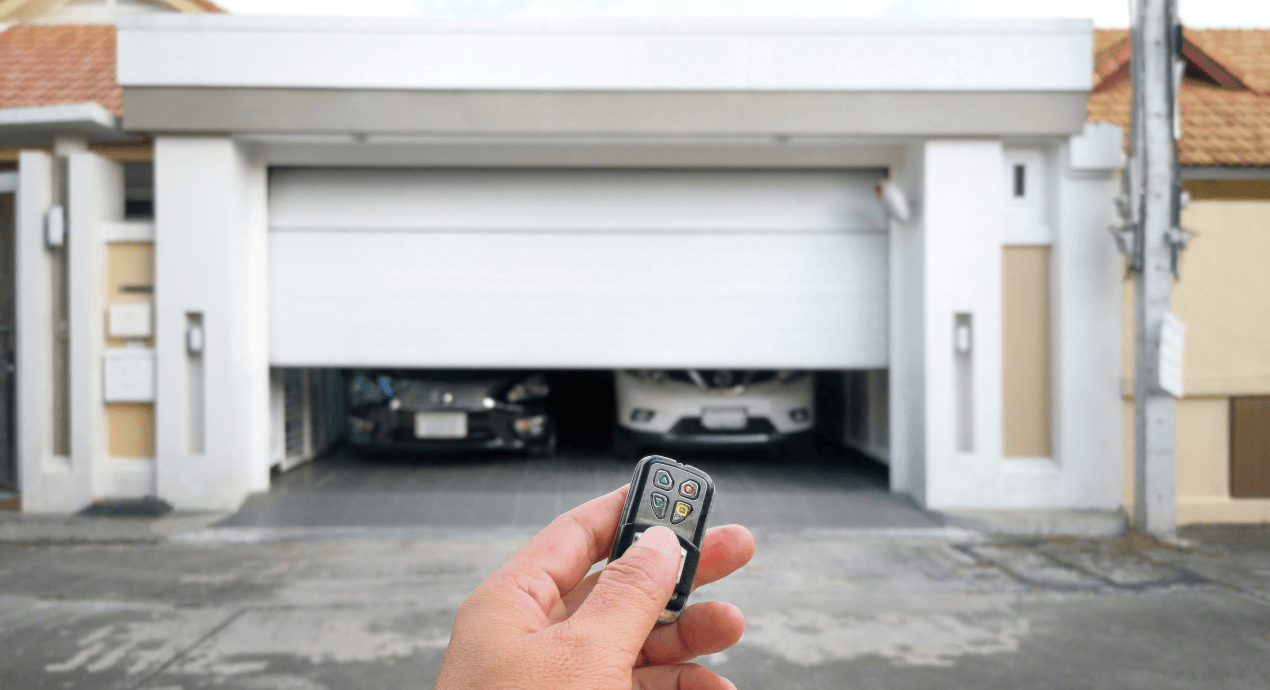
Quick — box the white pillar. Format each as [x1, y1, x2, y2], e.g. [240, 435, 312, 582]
[922, 140, 1007, 509]
[887, 142, 927, 502]
[15, 150, 122, 512]
[154, 137, 270, 510]
[15, 151, 75, 511]
[69, 153, 123, 503]
[1054, 123, 1124, 509]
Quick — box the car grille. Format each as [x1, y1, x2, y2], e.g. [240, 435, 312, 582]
[669, 417, 777, 435]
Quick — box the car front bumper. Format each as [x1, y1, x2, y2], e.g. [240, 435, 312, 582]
[347, 407, 551, 453]
[626, 420, 812, 449]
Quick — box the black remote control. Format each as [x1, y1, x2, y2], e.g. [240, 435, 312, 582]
[609, 454, 715, 624]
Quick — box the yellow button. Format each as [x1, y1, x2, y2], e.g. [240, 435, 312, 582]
[676, 503, 690, 516]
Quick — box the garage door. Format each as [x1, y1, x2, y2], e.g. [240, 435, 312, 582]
[268, 168, 888, 369]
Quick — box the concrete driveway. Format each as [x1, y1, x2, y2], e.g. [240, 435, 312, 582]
[0, 446, 1267, 689]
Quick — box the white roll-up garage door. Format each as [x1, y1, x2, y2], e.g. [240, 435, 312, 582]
[268, 168, 888, 369]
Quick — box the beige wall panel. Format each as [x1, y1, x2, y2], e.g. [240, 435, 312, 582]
[1002, 246, 1052, 457]
[1121, 276, 1134, 385]
[106, 242, 154, 347]
[1174, 197, 1270, 392]
[1122, 399, 1134, 513]
[107, 403, 154, 458]
[1175, 397, 1230, 500]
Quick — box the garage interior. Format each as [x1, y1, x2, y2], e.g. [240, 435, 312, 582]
[262, 367, 895, 516]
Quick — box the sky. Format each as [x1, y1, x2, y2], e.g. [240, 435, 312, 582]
[215, 0, 1270, 28]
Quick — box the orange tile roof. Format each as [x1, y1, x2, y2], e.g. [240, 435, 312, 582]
[0, 24, 121, 116]
[1089, 28, 1270, 167]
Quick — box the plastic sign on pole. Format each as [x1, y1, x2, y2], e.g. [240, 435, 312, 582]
[1159, 312, 1185, 398]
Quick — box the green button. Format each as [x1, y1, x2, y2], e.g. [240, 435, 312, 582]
[652, 494, 666, 507]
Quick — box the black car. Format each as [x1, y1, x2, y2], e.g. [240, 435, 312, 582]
[345, 370, 554, 455]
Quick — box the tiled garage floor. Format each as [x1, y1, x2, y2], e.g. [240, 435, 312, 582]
[218, 443, 942, 531]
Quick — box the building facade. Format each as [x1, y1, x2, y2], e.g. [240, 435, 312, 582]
[3, 11, 1130, 523]
[1091, 28, 1270, 524]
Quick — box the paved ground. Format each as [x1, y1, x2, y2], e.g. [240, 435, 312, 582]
[1, 446, 1268, 689]
[228, 444, 935, 531]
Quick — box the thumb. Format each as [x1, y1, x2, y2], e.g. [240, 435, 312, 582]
[568, 526, 681, 652]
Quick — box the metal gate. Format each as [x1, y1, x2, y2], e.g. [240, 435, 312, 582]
[0, 176, 16, 495]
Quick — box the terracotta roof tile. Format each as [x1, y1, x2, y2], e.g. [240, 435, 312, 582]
[0, 24, 121, 116]
[1090, 28, 1270, 167]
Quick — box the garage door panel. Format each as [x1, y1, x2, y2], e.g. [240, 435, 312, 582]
[270, 168, 888, 234]
[269, 231, 887, 369]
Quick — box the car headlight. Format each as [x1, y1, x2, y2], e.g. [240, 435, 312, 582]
[506, 375, 550, 403]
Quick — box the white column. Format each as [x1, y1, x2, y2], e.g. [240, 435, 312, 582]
[1054, 123, 1124, 509]
[154, 137, 270, 511]
[15, 150, 122, 512]
[922, 140, 1007, 509]
[887, 142, 927, 502]
[15, 151, 76, 511]
[69, 153, 124, 503]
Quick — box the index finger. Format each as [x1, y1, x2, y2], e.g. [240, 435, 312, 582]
[500, 484, 630, 599]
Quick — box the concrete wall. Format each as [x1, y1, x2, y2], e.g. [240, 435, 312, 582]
[16, 149, 148, 511]
[1120, 179, 1270, 524]
[154, 137, 269, 511]
[921, 124, 1121, 511]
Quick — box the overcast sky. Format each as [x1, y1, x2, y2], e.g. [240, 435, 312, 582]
[216, 0, 1270, 28]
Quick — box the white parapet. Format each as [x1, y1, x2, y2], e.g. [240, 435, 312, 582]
[117, 16, 1093, 93]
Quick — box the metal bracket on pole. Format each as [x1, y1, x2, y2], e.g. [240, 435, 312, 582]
[1165, 226, 1192, 278]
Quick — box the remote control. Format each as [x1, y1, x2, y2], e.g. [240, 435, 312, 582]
[609, 454, 715, 624]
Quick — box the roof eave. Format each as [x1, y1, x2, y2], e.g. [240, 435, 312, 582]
[0, 103, 137, 146]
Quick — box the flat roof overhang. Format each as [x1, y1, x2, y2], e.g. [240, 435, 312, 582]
[0, 103, 138, 147]
[117, 16, 1095, 138]
[122, 88, 1089, 137]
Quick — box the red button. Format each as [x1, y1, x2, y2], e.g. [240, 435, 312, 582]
[679, 480, 699, 499]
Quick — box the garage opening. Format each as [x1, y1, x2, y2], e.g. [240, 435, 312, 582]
[267, 366, 889, 480]
[263, 166, 893, 494]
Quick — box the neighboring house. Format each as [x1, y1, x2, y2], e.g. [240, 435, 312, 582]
[0, 0, 221, 503]
[3, 13, 1127, 527]
[1089, 29, 1270, 524]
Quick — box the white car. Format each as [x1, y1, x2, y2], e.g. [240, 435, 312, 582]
[615, 370, 815, 454]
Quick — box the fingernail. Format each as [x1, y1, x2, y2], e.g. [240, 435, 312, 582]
[722, 678, 738, 690]
[632, 526, 680, 557]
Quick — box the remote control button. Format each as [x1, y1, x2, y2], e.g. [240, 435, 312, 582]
[678, 480, 700, 500]
[653, 469, 673, 490]
[670, 501, 692, 524]
[650, 492, 669, 519]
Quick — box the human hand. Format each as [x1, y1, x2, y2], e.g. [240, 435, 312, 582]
[434, 484, 755, 690]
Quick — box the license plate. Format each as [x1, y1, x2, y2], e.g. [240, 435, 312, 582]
[414, 412, 467, 439]
[701, 407, 747, 430]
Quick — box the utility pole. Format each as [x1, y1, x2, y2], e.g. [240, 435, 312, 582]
[1125, 0, 1186, 538]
